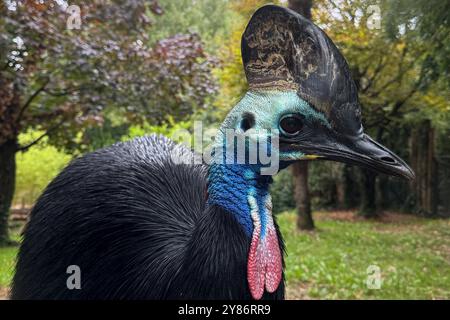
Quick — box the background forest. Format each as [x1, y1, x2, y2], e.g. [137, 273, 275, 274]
[0, 0, 449, 299]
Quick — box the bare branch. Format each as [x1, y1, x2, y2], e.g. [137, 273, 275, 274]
[367, 59, 416, 98]
[389, 85, 419, 117]
[16, 78, 50, 123]
[42, 86, 86, 97]
[361, 55, 386, 93]
[17, 120, 64, 152]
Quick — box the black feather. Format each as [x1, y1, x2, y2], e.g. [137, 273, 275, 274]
[11, 135, 285, 300]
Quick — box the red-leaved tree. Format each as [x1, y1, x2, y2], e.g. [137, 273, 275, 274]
[0, 0, 217, 243]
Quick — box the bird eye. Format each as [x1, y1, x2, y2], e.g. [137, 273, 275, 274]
[240, 112, 255, 132]
[279, 114, 303, 136]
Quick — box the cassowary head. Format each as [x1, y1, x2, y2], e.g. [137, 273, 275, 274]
[220, 5, 414, 179]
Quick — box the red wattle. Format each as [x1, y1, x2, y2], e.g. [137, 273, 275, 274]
[264, 226, 282, 293]
[247, 223, 282, 299]
[247, 227, 265, 299]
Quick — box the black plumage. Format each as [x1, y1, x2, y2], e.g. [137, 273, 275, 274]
[11, 135, 284, 299]
[11, 4, 413, 300]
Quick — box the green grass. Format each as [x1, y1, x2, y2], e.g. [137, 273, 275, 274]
[0, 246, 17, 289]
[0, 225, 21, 289]
[280, 212, 450, 299]
[1, 212, 449, 299]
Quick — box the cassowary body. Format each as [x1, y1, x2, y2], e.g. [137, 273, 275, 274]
[12, 5, 413, 300]
[12, 135, 284, 299]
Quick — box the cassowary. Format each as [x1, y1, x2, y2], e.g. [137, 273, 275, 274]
[11, 5, 414, 300]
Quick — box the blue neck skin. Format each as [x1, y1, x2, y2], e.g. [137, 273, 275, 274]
[206, 90, 325, 237]
[207, 160, 293, 237]
[207, 163, 272, 237]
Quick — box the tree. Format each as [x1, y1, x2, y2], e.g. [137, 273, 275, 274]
[384, 0, 449, 84]
[287, 0, 315, 230]
[147, 0, 234, 54]
[292, 158, 314, 229]
[314, 0, 447, 217]
[0, 0, 217, 244]
[384, 0, 449, 216]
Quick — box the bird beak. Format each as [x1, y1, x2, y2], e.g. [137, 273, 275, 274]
[285, 133, 415, 180]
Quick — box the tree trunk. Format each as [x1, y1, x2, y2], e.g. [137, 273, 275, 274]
[359, 127, 385, 218]
[0, 139, 17, 244]
[343, 164, 358, 208]
[410, 120, 438, 216]
[375, 175, 387, 210]
[358, 170, 378, 218]
[292, 162, 314, 230]
[335, 164, 348, 209]
[335, 177, 346, 209]
[288, 0, 314, 230]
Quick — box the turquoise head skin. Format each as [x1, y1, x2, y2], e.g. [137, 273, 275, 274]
[214, 90, 331, 167]
[221, 90, 330, 129]
[207, 90, 330, 236]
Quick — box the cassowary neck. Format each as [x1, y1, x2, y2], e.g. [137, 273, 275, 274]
[207, 163, 283, 299]
[205, 92, 284, 299]
[207, 163, 273, 237]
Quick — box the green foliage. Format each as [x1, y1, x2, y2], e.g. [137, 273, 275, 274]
[78, 118, 130, 154]
[148, 0, 235, 53]
[13, 119, 198, 208]
[384, 0, 450, 83]
[271, 170, 295, 214]
[1, 1, 216, 152]
[272, 163, 354, 213]
[311, 0, 449, 214]
[13, 132, 71, 206]
[123, 118, 195, 148]
[309, 162, 342, 209]
[314, 0, 448, 131]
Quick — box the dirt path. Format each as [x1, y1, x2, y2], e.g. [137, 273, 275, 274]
[286, 282, 311, 300]
[0, 287, 9, 300]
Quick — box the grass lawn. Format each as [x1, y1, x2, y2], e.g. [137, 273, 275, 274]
[0, 226, 21, 297]
[0, 211, 449, 299]
[0, 246, 16, 297]
[281, 211, 450, 299]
